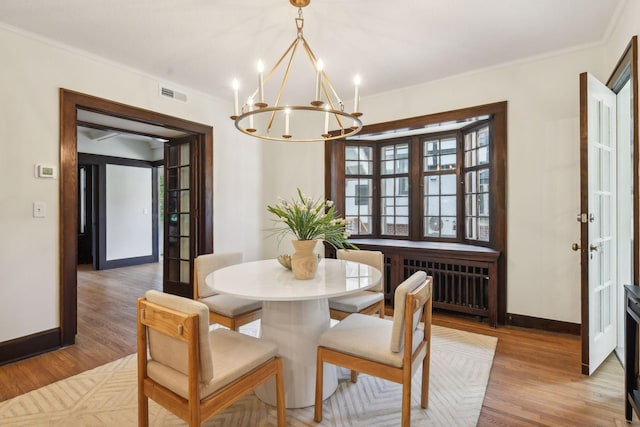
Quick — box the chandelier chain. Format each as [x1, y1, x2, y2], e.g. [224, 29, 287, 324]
[296, 8, 304, 38]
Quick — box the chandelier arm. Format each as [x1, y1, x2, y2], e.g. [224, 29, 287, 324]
[266, 37, 301, 133]
[299, 37, 343, 106]
[298, 38, 348, 130]
[263, 37, 299, 86]
[324, 90, 347, 132]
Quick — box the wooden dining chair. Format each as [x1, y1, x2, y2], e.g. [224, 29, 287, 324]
[314, 271, 432, 427]
[193, 252, 262, 330]
[329, 249, 385, 320]
[137, 290, 286, 427]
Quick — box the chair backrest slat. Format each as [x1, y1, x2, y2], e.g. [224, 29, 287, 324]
[411, 281, 431, 312]
[390, 271, 430, 353]
[144, 290, 214, 382]
[139, 301, 195, 342]
[336, 249, 384, 292]
[194, 252, 243, 299]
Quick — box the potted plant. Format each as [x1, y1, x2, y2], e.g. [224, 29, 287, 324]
[267, 188, 357, 279]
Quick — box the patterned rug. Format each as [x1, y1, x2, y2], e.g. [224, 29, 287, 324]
[0, 324, 496, 426]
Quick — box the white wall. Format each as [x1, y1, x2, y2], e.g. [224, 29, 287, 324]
[105, 165, 153, 260]
[0, 25, 261, 342]
[260, 140, 326, 259]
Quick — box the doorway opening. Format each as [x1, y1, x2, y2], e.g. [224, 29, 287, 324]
[76, 127, 163, 271]
[60, 89, 214, 346]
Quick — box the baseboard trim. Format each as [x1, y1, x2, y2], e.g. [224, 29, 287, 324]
[0, 328, 61, 365]
[101, 255, 157, 270]
[507, 313, 580, 335]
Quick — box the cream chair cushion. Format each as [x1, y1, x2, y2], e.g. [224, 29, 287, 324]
[390, 271, 428, 353]
[327, 290, 383, 313]
[147, 328, 278, 399]
[199, 294, 262, 317]
[318, 313, 423, 368]
[145, 290, 214, 382]
[196, 252, 242, 298]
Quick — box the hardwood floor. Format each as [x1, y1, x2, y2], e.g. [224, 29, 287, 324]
[436, 313, 625, 426]
[0, 263, 627, 426]
[0, 263, 161, 400]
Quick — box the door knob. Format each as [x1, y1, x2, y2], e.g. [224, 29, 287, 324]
[571, 243, 580, 251]
[589, 244, 598, 252]
[576, 213, 595, 223]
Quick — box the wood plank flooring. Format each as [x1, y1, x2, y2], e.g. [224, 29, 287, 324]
[0, 263, 161, 400]
[0, 263, 628, 426]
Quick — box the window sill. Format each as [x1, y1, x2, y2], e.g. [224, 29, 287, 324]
[347, 238, 500, 260]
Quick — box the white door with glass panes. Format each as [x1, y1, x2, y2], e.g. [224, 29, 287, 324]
[579, 72, 617, 375]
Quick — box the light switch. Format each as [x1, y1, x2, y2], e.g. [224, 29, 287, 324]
[33, 201, 46, 218]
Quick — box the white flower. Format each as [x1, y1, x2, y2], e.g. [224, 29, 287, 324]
[326, 200, 334, 207]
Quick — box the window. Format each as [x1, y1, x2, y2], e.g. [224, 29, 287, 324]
[345, 144, 373, 235]
[423, 137, 457, 238]
[327, 103, 506, 248]
[464, 126, 490, 241]
[380, 142, 409, 236]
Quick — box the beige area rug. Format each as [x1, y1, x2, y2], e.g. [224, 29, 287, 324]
[0, 324, 497, 426]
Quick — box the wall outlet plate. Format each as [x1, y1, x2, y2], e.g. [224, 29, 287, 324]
[33, 201, 46, 218]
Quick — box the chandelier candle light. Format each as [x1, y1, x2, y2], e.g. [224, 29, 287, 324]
[230, 0, 363, 142]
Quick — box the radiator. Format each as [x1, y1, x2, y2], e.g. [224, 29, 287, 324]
[402, 257, 491, 319]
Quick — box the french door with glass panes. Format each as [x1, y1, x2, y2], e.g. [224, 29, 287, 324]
[164, 135, 199, 297]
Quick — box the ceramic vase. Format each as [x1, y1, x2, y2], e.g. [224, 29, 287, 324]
[291, 239, 319, 280]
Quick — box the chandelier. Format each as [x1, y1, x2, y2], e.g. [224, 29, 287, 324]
[230, 0, 363, 142]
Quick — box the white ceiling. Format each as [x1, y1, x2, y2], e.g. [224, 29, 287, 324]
[0, 0, 624, 103]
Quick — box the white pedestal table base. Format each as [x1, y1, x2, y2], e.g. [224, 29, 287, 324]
[254, 299, 337, 408]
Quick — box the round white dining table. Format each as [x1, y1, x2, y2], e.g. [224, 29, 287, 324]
[205, 257, 382, 408]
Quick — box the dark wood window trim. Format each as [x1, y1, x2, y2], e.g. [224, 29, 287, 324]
[326, 101, 508, 324]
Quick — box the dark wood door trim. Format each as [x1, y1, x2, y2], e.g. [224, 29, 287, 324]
[606, 36, 638, 285]
[60, 89, 213, 346]
[578, 72, 590, 375]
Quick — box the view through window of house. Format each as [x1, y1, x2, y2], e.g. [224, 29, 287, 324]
[340, 116, 493, 243]
[345, 145, 373, 235]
